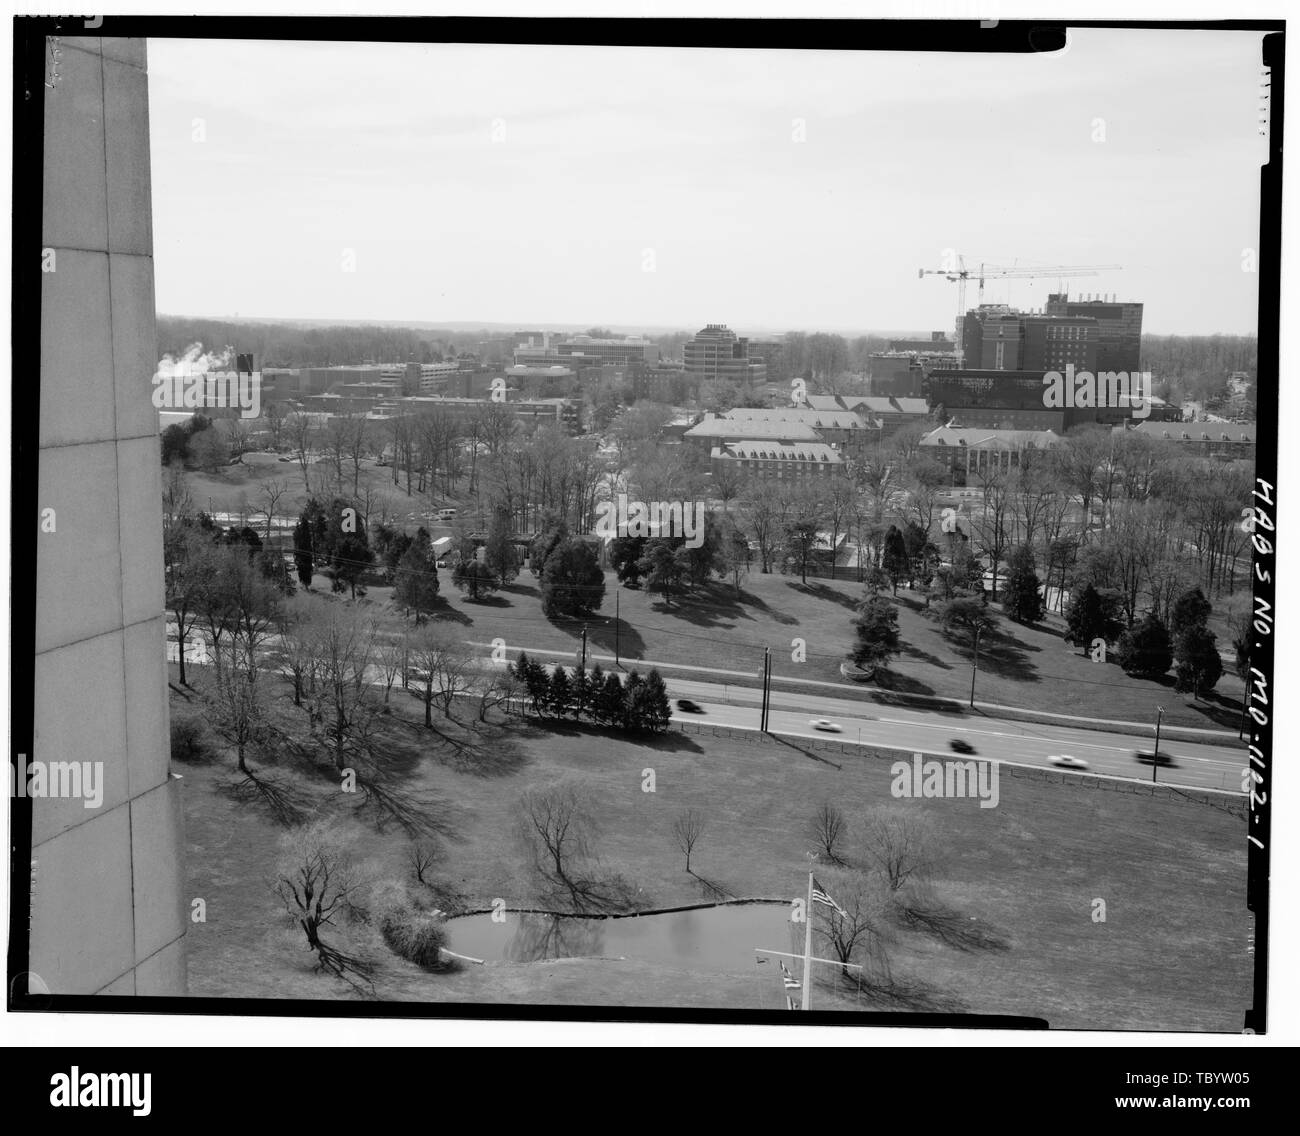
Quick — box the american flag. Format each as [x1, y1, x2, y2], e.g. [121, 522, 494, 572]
[812, 876, 848, 918]
[778, 960, 801, 990]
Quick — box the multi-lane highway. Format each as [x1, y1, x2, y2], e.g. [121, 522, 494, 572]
[663, 676, 1246, 793]
[166, 626, 1246, 795]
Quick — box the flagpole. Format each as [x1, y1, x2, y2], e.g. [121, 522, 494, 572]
[801, 871, 814, 1011]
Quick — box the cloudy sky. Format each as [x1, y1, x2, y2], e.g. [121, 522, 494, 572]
[148, 28, 1267, 335]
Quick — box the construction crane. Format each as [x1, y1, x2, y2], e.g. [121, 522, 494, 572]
[917, 257, 1123, 365]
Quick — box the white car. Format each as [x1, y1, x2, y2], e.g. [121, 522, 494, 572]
[810, 719, 842, 733]
[1049, 754, 1089, 769]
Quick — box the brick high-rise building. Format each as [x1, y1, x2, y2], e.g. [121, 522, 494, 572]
[1043, 292, 1143, 373]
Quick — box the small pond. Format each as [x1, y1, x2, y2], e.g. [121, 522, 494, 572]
[448, 902, 801, 969]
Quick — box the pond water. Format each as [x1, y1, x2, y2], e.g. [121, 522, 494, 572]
[447, 902, 802, 969]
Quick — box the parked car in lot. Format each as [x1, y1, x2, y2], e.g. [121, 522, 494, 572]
[810, 718, 842, 733]
[676, 699, 704, 713]
[949, 738, 977, 755]
[1049, 754, 1089, 769]
[436, 508, 458, 520]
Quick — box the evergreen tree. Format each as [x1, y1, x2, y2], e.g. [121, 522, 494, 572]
[1003, 544, 1045, 624]
[609, 535, 647, 588]
[292, 515, 314, 588]
[540, 537, 605, 618]
[1065, 583, 1123, 655]
[850, 595, 902, 673]
[548, 665, 571, 718]
[332, 533, 373, 599]
[638, 669, 672, 733]
[882, 525, 910, 594]
[638, 539, 688, 604]
[1170, 586, 1213, 640]
[597, 670, 626, 725]
[529, 513, 569, 577]
[622, 671, 646, 730]
[1116, 612, 1173, 677]
[586, 663, 605, 719]
[484, 512, 519, 585]
[393, 537, 439, 624]
[452, 558, 499, 601]
[571, 666, 591, 720]
[1174, 625, 1223, 698]
[512, 651, 550, 714]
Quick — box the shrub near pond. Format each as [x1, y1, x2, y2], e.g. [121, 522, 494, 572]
[374, 884, 450, 970]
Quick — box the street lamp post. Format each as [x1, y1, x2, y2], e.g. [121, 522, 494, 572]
[969, 626, 982, 708]
[1152, 705, 1165, 784]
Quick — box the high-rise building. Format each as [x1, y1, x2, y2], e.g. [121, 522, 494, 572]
[1043, 292, 1143, 373]
[683, 324, 767, 384]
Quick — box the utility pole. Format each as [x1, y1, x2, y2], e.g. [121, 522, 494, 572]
[969, 626, 982, 708]
[580, 623, 588, 672]
[614, 590, 620, 667]
[1152, 705, 1165, 783]
[801, 871, 815, 1011]
[761, 647, 771, 732]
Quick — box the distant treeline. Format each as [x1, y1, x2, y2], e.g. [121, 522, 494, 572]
[1140, 333, 1257, 405]
[156, 317, 478, 368]
[155, 317, 1259, 400]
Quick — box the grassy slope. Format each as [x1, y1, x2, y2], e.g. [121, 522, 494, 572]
[188, 457, 1245, 731]
[177, 671, 1251, 1030]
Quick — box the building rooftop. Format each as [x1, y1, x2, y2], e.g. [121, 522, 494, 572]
[722, 407, 868, 430]
[712, 441, 843, 463]
[805, 394, 928, 416]
[920, 426, 1060, 448]
[684, 416, 821, 442]
[1120, 422, 1256, 443]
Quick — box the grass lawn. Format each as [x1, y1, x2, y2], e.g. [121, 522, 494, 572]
[333, 569, 1245, 733]
[175, 667, 1252, 1029]
[184, 459, 1246, 732]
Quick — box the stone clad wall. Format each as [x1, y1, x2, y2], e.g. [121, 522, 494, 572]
[34, 35, 186, 995]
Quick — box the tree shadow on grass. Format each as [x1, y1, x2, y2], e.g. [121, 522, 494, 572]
[353, 775, 462, 841]
[944, 630, 1039, 683]
[502, 579, 540, 599]
[769, 733, 844, 770]
[225, 770, 311, 826]
[896, 901, 1012, 953]
[730, 586, 798, 625]
[552, 615, 647, 662]
[459, 593, 512, 608]
[900, 644, 954, 670]
[427, 604, 473, 627]
[690, 870, 737, 901]
[869, 670, 938, 698]
[834, 972, 968, 1015]
[786, 580, 860, 610]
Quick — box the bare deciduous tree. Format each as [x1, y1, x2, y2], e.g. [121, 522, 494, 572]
[273, 822, 373, 991]
[809, 801, 848, 866]
[410, 839, 440, 885]
[408, 625, 473, 723]
[814, 868, 895, 984]
[514, 783, 608, 912]
[860, 809, 936, 893]
[671, 809, 706, 875]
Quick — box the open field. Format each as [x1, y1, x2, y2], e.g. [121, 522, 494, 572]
[176, 668, 1252, 1028]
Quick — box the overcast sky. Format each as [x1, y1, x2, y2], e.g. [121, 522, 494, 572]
[148, 28, 1266, 336]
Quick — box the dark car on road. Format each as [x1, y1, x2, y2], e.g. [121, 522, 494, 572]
[676, 699, 704, 713]
[1135, 750, 1177, 767]
[949, 738, 977, 755]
